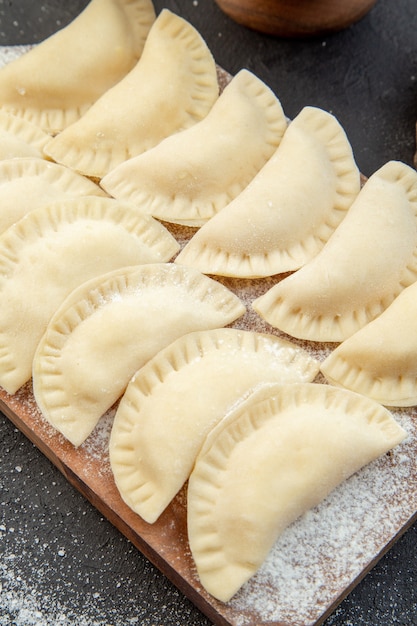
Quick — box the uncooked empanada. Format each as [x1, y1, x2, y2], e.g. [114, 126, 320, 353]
[0, 0, 156, 133]
[0, 110, 50, 159]
[100, 69, 287, 226]
[32, 266, 245, 447]
[321, 280, 417, 406]
[0, 157, 106, 234]
[253, 161, 417, 341]
[109, 328, 319, 523]
[187, 382, 406, 602]
[0, 197, 180, 394]
[175, 106, 360, 277]
[45, 9, 219, 179]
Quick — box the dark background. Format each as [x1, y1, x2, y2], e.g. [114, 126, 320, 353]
[0, 1, 416, 625]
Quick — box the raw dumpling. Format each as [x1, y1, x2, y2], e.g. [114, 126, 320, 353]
[253, 161, 417, 341]
[321, 280, 417, 406]
[0, 0, 156, 133]
[0, 111, 50, 159]
[187, 382, 407, 602]
[32, 266, 245, 447]
[45, 9, 219, 179]
[109, 328, 319, 523]
[100, 69, 287, 226]
[0, 197, 180, 394]
[175, 106, 360, 277]
[0, 157, 106, 234]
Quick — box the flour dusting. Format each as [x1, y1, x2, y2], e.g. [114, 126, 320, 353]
[0, 42, 416, 626]
[0, 45, 32, 68]
[230, 409, 416, 625]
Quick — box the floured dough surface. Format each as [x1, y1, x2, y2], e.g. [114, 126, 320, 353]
[187, 382, 407, 602]
[175, 106, 360, 276]
[0, 0, 156, 133]
[109, 328, 319, 523]
[45, 9, 219, 178]
[0, 157, 106, 233]
[0, 197, 180, 394]
[32, 266, 245, 446]
[253, 161, 417, 341]
[100, 69, 287, 226]
[321, 280, 417, 406]
[0, 34, 414, 626]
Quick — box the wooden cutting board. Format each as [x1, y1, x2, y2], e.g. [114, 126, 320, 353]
[1, 259, 416, 626]
[0, 46, 416, 626]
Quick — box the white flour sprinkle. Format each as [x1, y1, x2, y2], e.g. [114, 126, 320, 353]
[0, 42, 416, 626]
[229, 410, 416, 625]
[0, 44, 32, 68]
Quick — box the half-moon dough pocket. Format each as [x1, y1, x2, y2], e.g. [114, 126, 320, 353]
[109, 328, 319, 523]
[175, 106, 360, 277]
[0, 0, 156, 133]
[321, 280, 417, 406]
[187, 382, 406, 602]
[253, 161, 417, 341]
[45, 9, 219, 178]
[32, 266, 245, 446]
[0, 197, 180, 394]
[100, 69, 287, 226]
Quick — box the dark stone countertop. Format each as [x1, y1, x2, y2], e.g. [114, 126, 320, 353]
[0, 1, 416, 625]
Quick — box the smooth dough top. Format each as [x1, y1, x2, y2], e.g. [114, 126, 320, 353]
[100, 69, 287, 226]
[320, 279, 417, 406]
[32, 266, 245, 446]
[44, 9, 219, 178]
[109, 328, 319, 523]
[0, 197, 180, 394]
[0, 0, 156, 133]
[187, 382, 406, 601]
[175, 105, 360, 277]
[253, 160, 417, 341]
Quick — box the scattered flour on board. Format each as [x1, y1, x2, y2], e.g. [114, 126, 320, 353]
[229, 409, 417, 626]
[0, 45, 32, 68]
[0, 44, 416, 626]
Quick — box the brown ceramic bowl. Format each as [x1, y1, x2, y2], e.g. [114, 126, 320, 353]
[214, 0, 378, 37]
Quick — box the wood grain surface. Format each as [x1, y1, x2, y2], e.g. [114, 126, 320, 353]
[1, 248, 416, 626]
[0, 39, 416, 626]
